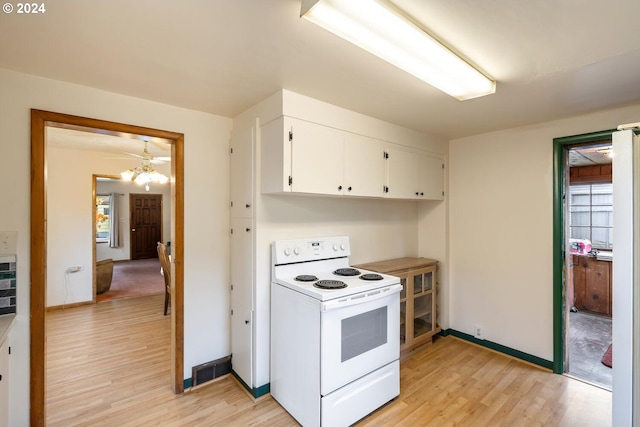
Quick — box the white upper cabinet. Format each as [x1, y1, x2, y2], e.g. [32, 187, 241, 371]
[230, 125, 255, 218]
[262, 116, 386, 197]
[419, 154, 445, 200]
[290, 118, 344, 195]
[261, 115, 443, 200]
[386, 145, 444, 200]
[386, 145, 419, 199]
[344, 134, 386, 197]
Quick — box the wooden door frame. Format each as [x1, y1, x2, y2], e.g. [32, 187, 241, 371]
[129, 193, 164, 260]
[30, 109, 185, 426]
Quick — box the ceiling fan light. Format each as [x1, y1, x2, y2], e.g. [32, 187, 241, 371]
[300, 0, 496, 100]
[121, 169, 135, 181]
[134, 173, 149, 185]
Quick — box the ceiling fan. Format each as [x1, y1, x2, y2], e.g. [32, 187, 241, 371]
[107, 139, 170, 164]
[118, 140, 170, 191]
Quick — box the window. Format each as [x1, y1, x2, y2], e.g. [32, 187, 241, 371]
[569, 183, 613, 249]
[96, 195, 110, 242]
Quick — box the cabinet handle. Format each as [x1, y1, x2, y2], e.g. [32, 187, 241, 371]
[338, 185, 343, 191]
[415, 192, 419, 196]
[420, 192, 424, 196]
[245, 228, 251, 232]
[245, 320, 250, 324]
[245, 203, 251, 208]
[348, 186, 352, 191]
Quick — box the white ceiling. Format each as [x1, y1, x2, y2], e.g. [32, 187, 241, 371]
[2, 0, 640, 140]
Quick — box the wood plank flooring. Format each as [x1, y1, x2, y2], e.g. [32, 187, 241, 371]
[46, 294, 611, 426]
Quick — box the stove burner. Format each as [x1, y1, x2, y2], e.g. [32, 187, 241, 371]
[295, 275, 318, 282]
[333, 268, 361, 277]
[360, 273, 384, 281]
[314, 280, 348, 289]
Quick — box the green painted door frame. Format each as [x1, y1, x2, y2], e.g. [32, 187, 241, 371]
[552, 129, 615, 373]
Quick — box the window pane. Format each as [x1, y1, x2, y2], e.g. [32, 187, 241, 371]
[570, 194, 591, 205]
[592, 209, 612, 227]
[569, 208, 590, 226]
[570, 226, 590, 240]
[592, 227, 613, 249]
[96, 195, 110, 240]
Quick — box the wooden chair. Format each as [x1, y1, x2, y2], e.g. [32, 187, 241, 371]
[157, 242, 171, 315]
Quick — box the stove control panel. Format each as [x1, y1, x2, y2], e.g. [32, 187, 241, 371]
[272, 236, 351, 264]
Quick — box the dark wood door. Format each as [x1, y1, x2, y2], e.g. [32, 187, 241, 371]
[130, 193, 162, 260]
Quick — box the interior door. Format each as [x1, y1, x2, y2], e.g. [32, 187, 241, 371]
[611, 128, 640, 426]
[230, 217, 254, 388]
[130, 193, 162, 259]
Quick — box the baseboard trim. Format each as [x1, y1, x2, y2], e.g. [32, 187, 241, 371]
[46, 300, 93, 311]
[440, 329, 553, 370]
[231, 370, 270, 398]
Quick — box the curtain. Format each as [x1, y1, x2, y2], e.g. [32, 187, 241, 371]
[109, 192, 120, 248]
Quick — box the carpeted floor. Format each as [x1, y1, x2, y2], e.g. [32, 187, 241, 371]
[96, 258, 165, 303]
[568, 311, 612, 390]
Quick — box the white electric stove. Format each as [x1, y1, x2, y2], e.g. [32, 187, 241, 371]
[271, 236, 401, 427]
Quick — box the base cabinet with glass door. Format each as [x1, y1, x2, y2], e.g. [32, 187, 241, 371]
[354, 257, 440, 352]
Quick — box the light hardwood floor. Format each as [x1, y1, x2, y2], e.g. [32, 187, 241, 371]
[46, 294, 611, 426]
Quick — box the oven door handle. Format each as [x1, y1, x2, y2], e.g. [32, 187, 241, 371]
[321, 283, 402, 311]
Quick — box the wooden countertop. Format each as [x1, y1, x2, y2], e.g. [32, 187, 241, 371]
[354, 257, 438, 274]
[0, 314, 15, 345]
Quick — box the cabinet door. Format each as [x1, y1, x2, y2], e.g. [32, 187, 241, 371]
[230, 125, 254, 218]
[344, 134, 386, 197]
[418, 154, 444, 200]
[386, 145, 419, 199]
[573, 256, 587, 310]
[231, 218, 254, 387]
[411, 267, 436, 342]
[0, 338, 8, 427]
[290, 119, 344, 195]
[586, 260, 611, 316]
[414, 293, 434, 339]
[261, 116, 292, 194]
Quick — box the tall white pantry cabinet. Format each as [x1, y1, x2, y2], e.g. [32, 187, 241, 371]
[229, 90, 445, 397]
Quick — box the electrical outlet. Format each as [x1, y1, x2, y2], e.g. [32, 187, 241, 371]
[474, 325, 484, 340]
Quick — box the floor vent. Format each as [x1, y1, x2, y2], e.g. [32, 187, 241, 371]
[192, 355, 232, 387]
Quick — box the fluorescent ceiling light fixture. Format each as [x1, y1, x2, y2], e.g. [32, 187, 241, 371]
[300, 0, 496, 100]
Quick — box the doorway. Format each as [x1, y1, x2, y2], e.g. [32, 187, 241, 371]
[30, 110, 185, 426]
[564, 142, 613, 389]
[552, 130, 615, 385]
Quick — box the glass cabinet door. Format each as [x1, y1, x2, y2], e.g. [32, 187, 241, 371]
[413, 269, 433, 294]
[414, 293, 434, 339]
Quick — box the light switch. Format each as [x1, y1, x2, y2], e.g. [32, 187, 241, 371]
[0, 231, 17, 255]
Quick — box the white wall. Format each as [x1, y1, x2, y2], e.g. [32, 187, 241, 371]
[0, 68, 231, 426]
[449, 102, 640, 362]
[95, 179, 172, 262]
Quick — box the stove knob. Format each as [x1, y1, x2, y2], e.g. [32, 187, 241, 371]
[284, 248, 291, 256]
[293, 247, 301, 255]
[332, 244, 339, 251]
[340, 243, 346, 250]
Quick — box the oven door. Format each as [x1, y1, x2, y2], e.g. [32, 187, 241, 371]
[320, 284, 401, 395]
